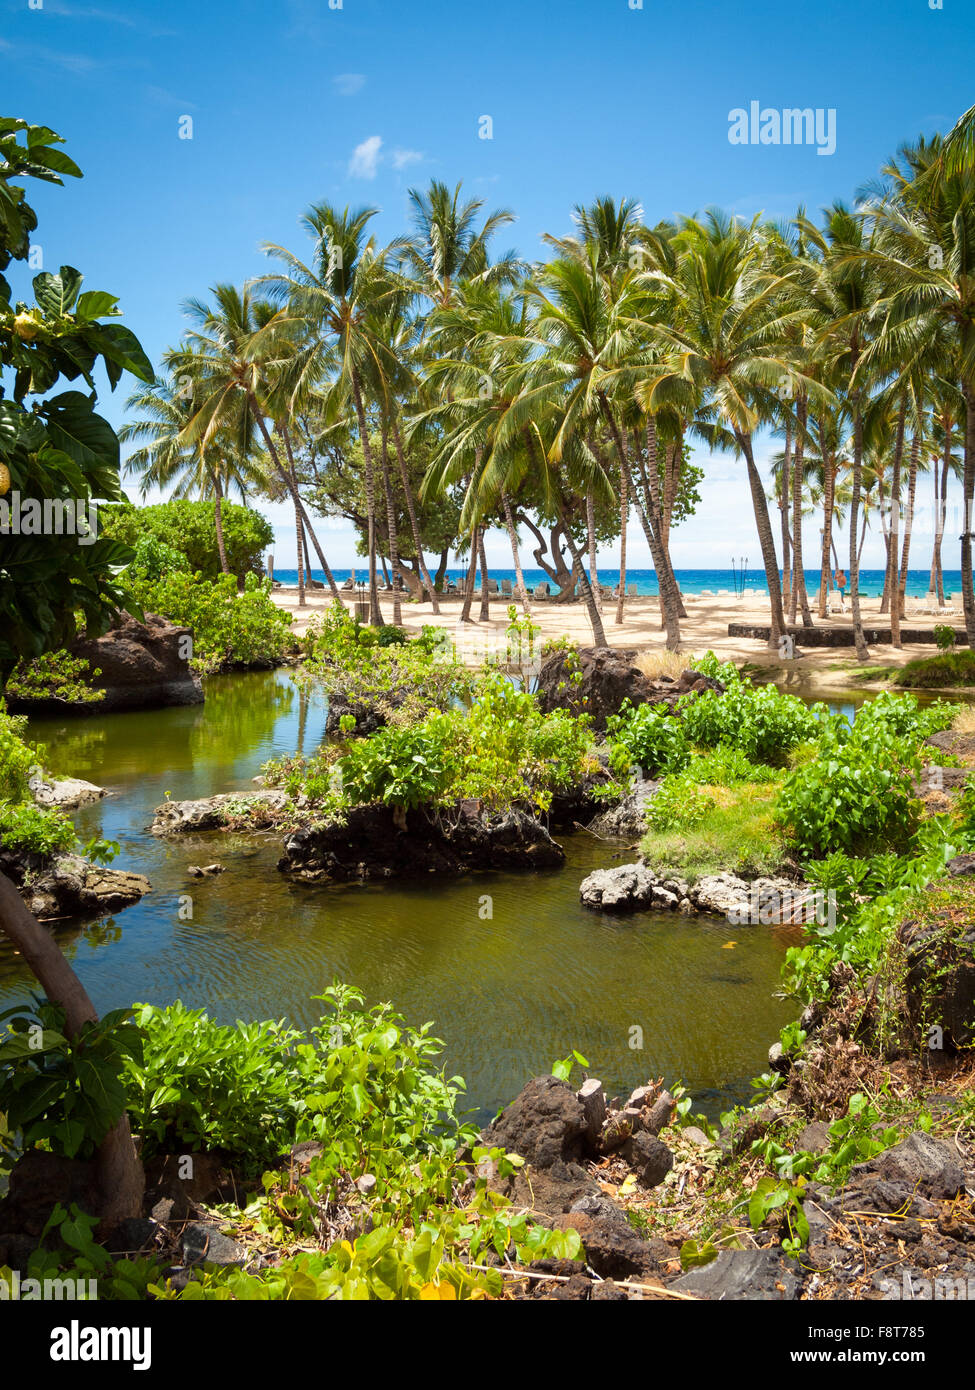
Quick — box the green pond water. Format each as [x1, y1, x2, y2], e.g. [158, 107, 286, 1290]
[0, 669, 806, 1123]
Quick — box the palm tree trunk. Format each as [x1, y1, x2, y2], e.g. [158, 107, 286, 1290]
[586, 489, 602, 613]
[736, 431, 785, 648]
[849, 406, 870, 661]
[379, 419, 402, 626]
[557, 502, 607, 646]
[781, 419, 793, 615]
[962, 383, 975, 647]
[630, 418, 681, 649]
[887, 406, 906, 646]
[392, 415, 439, 613]
[0, 872, 144, 1230]
[818, 441, 835, 619]
[790, 399, 813, 627]
[935, 424, 951, 604]
[460, 528, 478, 622]
[501, 488, 531, 612]
[280, 425, 343, 602]
[212, 475, 230, 575]
[478, 532, 491, 622]
[897, 432, 920, 625]
[349, 369, 383, 626]
[292, 487, 307, 608]
[615, 465, 627, 626]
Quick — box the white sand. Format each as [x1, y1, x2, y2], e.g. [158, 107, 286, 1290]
[270, 585, 963, 692]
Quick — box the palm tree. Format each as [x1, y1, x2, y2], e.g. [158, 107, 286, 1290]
[853, 141, 975, 640]
[396, 179, 520, 312]
[640, 211, 824, 649]
[175, 284, 342, 605]
[259, 205, 406, 624]
[120, 366, 265, 577]
[795, 205, 882, 660]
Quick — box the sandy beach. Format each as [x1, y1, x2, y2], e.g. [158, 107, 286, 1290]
[270, 585, 964, 694]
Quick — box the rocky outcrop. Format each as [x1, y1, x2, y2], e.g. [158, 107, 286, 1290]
[586, 776, 660, 839]
[150, 790, 290, 836]
[0, 848, 150, 921]
[579, 863, 672, 913]
[535, 647, 722, 731]
[580, 863, 811, 921]
[482, 1075, 675, 1194]
[579, 862, 808, 920]
[7, 613, 204, 714]
[31, 776, 107, 811]
[672, 1247, 802, 1301]
[279, 801, 564, 882]
[898, 877, 975, 1050]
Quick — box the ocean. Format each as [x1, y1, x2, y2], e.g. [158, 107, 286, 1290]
[270, 567, 961, 601]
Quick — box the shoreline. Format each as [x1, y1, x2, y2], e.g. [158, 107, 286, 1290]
[269, 586, 966, 684]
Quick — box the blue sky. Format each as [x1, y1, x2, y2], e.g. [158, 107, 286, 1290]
[3, 0, 974, 568]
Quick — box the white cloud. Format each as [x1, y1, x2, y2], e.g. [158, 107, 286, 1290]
[348, 134, 383, 179]
[392, 148, 423, 170]
[333, 72, 365, 96]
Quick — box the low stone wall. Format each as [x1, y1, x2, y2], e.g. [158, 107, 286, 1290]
[728, 622, 968, 648]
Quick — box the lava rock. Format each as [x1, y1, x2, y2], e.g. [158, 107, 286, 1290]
[671, 1247, 802, 1300]
[7, 613, 204, 714]
[856, 1132, 966, 1201]
[481, 1077, 589, 1169]
[621, 1131, 674, 1188]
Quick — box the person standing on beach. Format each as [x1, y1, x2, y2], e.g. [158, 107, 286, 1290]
[834, 568, 847, 611]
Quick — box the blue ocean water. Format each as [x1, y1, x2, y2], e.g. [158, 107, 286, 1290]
[271, 567, 960, 600]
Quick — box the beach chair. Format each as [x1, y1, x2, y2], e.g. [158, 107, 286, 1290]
[501, 579, 513, 598]
[626, 583, 638, 598]
[534, 581, 550, 601]
[487, 578, 499, 596]
[340, 577, 355, 591]
[600, 585, 614, 601]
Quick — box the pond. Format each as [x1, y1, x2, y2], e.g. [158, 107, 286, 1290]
[0, 670, 803, 1123]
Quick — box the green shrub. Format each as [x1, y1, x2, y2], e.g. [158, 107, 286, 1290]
[125, 570, 294, 673]
[102, 499, 272, 583]
[896, 650, 975, 689]
[5, 651, 104, 705]
[776, 712, 923, 859]
[678, 671, 822, 764]
[606, 700, 690, 778]
[269, 672, 598, 816]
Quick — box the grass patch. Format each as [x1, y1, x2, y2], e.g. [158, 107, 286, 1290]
[634, 649, 697, 681]
[639, 781, 787, 883]
[895, 650, 975, 689]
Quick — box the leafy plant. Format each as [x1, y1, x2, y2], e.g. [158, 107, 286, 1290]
[0, 1000, 143, 1159]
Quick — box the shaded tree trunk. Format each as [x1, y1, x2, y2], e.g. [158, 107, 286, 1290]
[460, 527, 479, 622]
[790, 399, 813, 627]
[736, 430, 785, 648]
[501, 489, 532, 612]
[0, 872, 144, 1231]
[212, 474, 230, 575]
[615, 465, 627, 626]
[849, 405, 870, 661]
[379, 419, 402, 626]
[962, 383, 975, 647]
[897, 432, 920, 627]
[349, 369, 383, 625]
[281, 425, 343, 602]
[478, 532, 491, 622]
[392, 415, 439, 613]
[557, 503, 607, 646]
[818, 442, 836, 619]
[781, 419, 792, 615]
[585, 487, 602, 613]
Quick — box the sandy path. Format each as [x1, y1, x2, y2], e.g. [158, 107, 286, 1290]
[270, 585, 962, 690]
